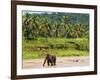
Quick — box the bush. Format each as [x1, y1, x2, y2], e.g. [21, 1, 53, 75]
[75, 39, 89, 51]
[22, 38, 89, 59]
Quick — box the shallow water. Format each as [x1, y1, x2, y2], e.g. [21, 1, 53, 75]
[22, 56, 89, 69]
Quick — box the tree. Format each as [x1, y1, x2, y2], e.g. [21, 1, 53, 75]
[23, 13, 31, 40]
[72, 24, 85, 38]
[22, 12, 89, 39]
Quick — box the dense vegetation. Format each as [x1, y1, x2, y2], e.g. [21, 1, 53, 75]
[22, 11, 89, 59]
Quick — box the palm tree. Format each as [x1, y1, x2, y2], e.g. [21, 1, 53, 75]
[72, 24, 85, 38]
[23, 13, 31, 40]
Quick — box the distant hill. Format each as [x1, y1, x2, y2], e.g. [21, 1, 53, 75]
[23, 11, 89, 26]
[39, 12, 89, 26]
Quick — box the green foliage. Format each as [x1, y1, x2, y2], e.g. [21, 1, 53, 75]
[23, 38, 89, 59]
[23, 47, 89, 59]
[22, 11, 89, 59]
[22, 12, 89, 39]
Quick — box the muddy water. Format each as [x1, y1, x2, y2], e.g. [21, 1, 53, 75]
[23, 56, 89, 69]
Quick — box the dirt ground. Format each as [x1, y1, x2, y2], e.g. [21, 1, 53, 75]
[22, 56, 89, 69]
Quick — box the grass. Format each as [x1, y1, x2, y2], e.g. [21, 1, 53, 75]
[22, 37, 89, 59]
[23, 37, 89, 47]
[22, 48, 89, 59]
